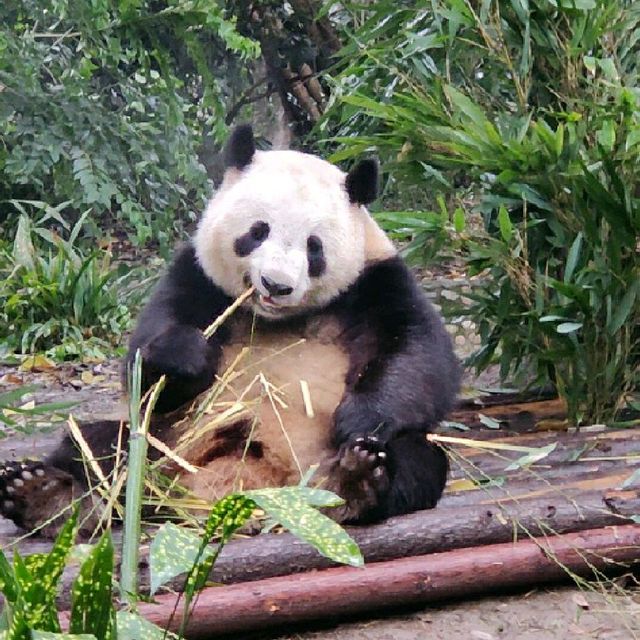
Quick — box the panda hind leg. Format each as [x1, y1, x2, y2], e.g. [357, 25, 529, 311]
[379, 432, 448, 519]
[322, 434, 390, 524]
[0, 461, 99, 539]
[325, 432, 447, 524]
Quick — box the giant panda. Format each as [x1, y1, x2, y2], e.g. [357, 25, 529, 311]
[0, 125, 461, 537]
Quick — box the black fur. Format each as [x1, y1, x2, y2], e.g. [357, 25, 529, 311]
[1, 231, 459, 533]
[234, 221, 270, 257]
[331, 256, 460, 441]
[126, 243, 232, 413]
[345, 159, 379, 205]
[307, 235, 326, 278]
[224, 124, 256, 170]
[326, 255, 460, 518]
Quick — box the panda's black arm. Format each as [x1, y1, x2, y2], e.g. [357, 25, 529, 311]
[126, 242, 233, 413]
[332, 256, 461, 445]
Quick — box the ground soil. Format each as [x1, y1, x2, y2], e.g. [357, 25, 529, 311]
[272, 587, 640, 640]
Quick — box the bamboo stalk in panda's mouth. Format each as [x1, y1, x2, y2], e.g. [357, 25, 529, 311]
[203, 286, 256, 339]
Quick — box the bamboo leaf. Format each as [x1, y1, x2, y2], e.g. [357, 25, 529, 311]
[564, 233, 583, 283]
[607, 280, 639, 335]
[556, 322, 583, 334]
[497, 206, 512, 242]
[478, 414, 502, 430]
[505, 443, 557, 470]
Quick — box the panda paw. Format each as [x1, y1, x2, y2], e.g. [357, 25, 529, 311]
[143, 325, 216, 380]
[339, 435, 388, 481]
[0, 461, 95, 539]
[324, 435, 390, 524]
[140, 325, 221, 412]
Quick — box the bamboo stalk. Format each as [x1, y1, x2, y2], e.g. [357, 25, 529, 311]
[203, 287, 255, 339]
[120, 351, 165, 605]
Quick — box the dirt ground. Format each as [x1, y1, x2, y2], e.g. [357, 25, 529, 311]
[271, 587, 640, 640]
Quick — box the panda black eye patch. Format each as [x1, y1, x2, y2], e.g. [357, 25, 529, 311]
[307, 235, 326, 277]
[234, 221, 270, 257]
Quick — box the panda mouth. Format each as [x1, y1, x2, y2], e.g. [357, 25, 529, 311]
[244, 274, 296, 316]
[251, 288, 286, 314]
[258, 294, 278, 308]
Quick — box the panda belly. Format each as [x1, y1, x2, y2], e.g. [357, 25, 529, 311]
[174, 314, 348, 501]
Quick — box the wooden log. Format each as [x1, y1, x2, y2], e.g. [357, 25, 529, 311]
[202, 487, 640, 585]
[139, 524, 640, 638]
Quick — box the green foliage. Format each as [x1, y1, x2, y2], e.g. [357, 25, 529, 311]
[247, 487, 364, 567]
[0, 208, 143, 359]
[0, 385, 75, 436]
[149, 487, 363, 597]
[0, 509, 174, 639]
[322, 0, 640, 424]
[69, 534, 116, 640]
[0, 510, 78, 636]
[149, 487, 362, 635]
[0, 0, 260, 251]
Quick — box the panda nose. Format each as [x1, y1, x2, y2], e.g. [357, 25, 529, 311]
[261, 275, 293, 297]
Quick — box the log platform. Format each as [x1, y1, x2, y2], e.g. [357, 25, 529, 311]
[1, 391, 639, 636]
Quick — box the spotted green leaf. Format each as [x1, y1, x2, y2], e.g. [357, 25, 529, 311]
[0, 549, 17, 603]
[184, 494, 255, 596]
[11, 508, 79, 633]
[116, 612, 177, 640]
[69, 531, 116, 640]
[246, 487, 364, 567]
[149, 523, 214, 596]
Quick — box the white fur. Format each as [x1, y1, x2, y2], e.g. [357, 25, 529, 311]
[194, 149, 394, 318]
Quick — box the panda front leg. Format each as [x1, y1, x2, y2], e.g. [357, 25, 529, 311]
[328, 256, 461, 523]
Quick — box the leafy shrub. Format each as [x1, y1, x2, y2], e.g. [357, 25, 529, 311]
[0, 0, 260, 252]
[320, 0, 640, 424]
[0, 384, 75, 437]
[0, 208, 144, 360]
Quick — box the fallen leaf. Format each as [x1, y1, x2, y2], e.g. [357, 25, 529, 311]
[471, 631, 496, 640]
[19, 355, 56, 372]
[478, 413, 502, 429]
[572, 592, 590, 609]
[446, 478, 478, 492]
[0, 373, 23, 385]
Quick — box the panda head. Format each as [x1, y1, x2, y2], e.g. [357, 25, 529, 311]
[194, 125, 395, 319]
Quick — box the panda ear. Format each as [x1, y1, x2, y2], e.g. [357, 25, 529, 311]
[224, 124, 256, 170]
[345, 159, 379, 205]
